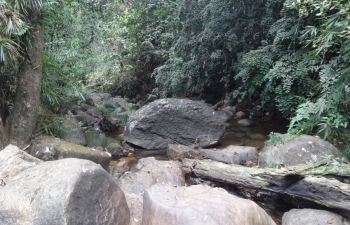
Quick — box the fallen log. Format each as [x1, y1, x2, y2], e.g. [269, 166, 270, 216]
[182, 159, 350, 218]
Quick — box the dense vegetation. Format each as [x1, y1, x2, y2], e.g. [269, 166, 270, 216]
[0, 0, 349, 154]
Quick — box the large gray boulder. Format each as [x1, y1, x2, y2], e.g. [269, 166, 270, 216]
[124, 98, 226, 149]
[28, 136, 111, 170]
[0, 148, 130, 225]
[282, 209, 350, 225]
[142, 184, 276, 225]
[259, 135, 344, 167]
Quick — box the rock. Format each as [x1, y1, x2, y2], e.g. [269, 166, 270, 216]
[124, 98, 226, 149]
[199, 146, 258, 165]
[84, 91, 105, 106]
[117, 157, 185, 225]
[117, 157, 185, 195]
[283, 176, 350, 219]
[224, 93, 235, 106]
[222, 106, 236, 116]
[235, 111, 245, 120]
[216, 106, 236, 122]
[28, 136, 111, 170]
[259, 135, 344, 167]
[216, 110, 232, 122]
[282, 209, 350, 225]
[237, 118, 255, 127]
[80, 103, 91, 111]
[76, 111, 96, 126]
[106, 141, 124, 156]
[85, 128, 109, 147]
[142, 184, 276, 225]
[104, 97, 131, 115]
[109, 157, 137, 180]
[99, 116, 119, 133]
[86, 107, 103, 117]
[62, 116, 87, 146]
[0, 155, 130, 225]
[0, 145, 42, 182]
[167, 144, 201, 161]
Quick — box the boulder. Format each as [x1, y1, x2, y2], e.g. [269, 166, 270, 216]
[199, 145, 258, 165]
[237, 118, 255, 127]
[216, 106, 236, 122]
[0, 151, 130, 225]
[283, 176, 350, 218]
[259, 135, 344, 167]
[235, 111, 245, 120]
[28, 136, 111, 170]
[216, 110, 232, 122]
[98, 116, 119, 133]
[84, 90, 106, 106]
[86, 107, 103, 118]
[109, 157, 137, 180]
[85, 128, 109, 147]
[0, 145, 42, 181]
[142, 184, 276, 225]
[282, 209, 350, 225]
[106, 141, 124, 157]
[117, 157, 185, 225]
[117, 157, 185, 195]
[76, 111, 96, 126]
[104, 97, 131, 115]
[124, 98, 226, 149]
[62, 116, 87, 146]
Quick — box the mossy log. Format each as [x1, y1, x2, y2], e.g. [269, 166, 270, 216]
[182, 159, 350, 217]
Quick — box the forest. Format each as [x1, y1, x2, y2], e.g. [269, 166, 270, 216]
[0, 0, 349, 156]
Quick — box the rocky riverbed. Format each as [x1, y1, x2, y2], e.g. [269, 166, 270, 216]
[1, 93, 349, 225]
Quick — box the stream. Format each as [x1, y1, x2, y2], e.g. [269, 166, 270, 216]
[89, 117, 290, 224]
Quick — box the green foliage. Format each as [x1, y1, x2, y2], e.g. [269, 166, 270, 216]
[343, 146, 350, 159]
[265, 162, 283, 169]
[119, 114, 128, 126]
[265, 132, 296, 145]
[284, 0, 350, 145]
[319, 154, 346, 172]
[154, 0, 285, 100]
[36, 107, 66, 138]
[90, 0, 179, 99]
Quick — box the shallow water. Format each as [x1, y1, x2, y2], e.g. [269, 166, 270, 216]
[218, 118, 289, 150]
[111, 118, 290, 225]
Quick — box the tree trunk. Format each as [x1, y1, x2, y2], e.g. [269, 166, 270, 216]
[7, 9, 44, 149]
[0, 118, 7, 150]
[182, 159, 350, 218]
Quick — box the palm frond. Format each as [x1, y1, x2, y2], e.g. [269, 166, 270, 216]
[0, 35, 21, 68]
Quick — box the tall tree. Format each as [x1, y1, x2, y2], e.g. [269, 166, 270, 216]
[0, 0, 44, 149]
